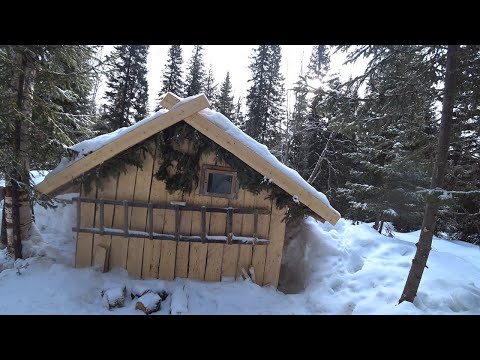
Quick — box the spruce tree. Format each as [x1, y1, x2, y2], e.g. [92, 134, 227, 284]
[100, 45, 149, 132]
[155, 45, 183, 110]
[184, 45, 206, 97]
[203, 65, 217, 104]
[245, 45, 285, 151]
[334, 46, 439, 232]
[232, 96, 246, 130]
[438, 45, 480, 243]
[0, 45, 99, 256]
[215, 72, 235, 119]
[308, 45, 330, 79]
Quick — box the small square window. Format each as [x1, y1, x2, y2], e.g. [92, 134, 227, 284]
[201, 165, 238, 199]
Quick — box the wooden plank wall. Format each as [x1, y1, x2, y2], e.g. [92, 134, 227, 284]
[75, 184, 97, 267]
[77, 149, 287, 287]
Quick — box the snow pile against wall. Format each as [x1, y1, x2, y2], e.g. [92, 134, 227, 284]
[283, 217, 480, 314]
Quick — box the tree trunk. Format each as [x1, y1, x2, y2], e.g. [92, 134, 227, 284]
[307, 130, 336, 184]
[399, 45, 459, 304]
[1, 197, 7, 249]
[5, 47, 36, 259]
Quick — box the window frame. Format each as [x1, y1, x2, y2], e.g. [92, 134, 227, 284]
[200, 165, 239, 199]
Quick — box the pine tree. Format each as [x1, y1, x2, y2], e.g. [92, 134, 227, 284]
[184, 45, 206, 97]
[308, 45, 330, 79]
[203, 65, 217, 104]
[335, 45, 439, 232]
[100, 45, 149, 132]
[155, 45, 183, 110]
[400, 45, 460, 303]
[286, 73, 310, 174]
[439, 45, 480, 243]
[0, 45, 98, 257]
[232, 96, 246, 130]
[245, 45, 285, 151]
[215, 72, 235, 119]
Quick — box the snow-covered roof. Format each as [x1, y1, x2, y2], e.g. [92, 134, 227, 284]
[37, 93, 340, 225]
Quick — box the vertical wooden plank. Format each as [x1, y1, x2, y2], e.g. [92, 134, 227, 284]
[142, 155, 167, 279]
[75, 183, 97, 268]
[188, 152, 214, 280]
[204, 156, 229, 282]
[158, 189, 180, 280]
[221, 189, 244, 279]
[126, 150, 156, 278]
[236, 190, 255, 278]
[205, 195, 228, 282]
[174, 190, 194, 279]
[92, 175, 118, 267]
[250, 190, 272, 285]
[110, 165, 138, 270]
[262, 203, 287, 287]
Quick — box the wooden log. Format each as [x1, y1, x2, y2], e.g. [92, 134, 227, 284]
[101, 286, 127, 310]
[135, 292, 161, 315]
[71, 197, 270, 214]
[73, 228, 270, 244]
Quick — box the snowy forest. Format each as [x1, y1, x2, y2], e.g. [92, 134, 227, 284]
[0, 45, 479, 314]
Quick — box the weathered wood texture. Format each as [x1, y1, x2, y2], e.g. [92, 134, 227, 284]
[126, 149, 156, 278]
[72, 96, 287, 286]
[75, 184, 97, 267]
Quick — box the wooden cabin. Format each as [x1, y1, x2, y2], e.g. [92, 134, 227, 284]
[36, 93, 340, 288]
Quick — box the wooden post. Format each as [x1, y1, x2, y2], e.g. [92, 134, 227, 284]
[175, 205, 181, 243]
[148, 203, 153, 240]
[99, 199, 105, 235]
[76, 197, 81, 232]
[201, 206, 206, 243]
[253, 209, 259, 245]
[227, 208, 233, 244]
[123, 200, 129, 236]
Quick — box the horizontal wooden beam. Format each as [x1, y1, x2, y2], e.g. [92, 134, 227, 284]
[36, 94, 210, 196]
[73, 227, 270, 245]
[71, 197, 271, 215]
[160, 93, 341, 225]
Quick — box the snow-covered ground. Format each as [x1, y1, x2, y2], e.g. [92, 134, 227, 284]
[1, 194, 479, 314]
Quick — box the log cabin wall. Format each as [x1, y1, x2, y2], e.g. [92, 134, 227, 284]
[75, 149, 287, 287]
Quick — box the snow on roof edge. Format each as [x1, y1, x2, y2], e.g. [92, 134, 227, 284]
[45, 109, 169, 179]
[199, 108, 339, 217]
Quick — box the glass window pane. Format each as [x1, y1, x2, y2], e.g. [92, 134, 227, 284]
[207, 172, 233, 194]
